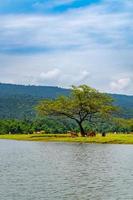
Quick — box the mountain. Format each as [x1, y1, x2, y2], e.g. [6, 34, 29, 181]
[111, 94, 133, 119]
[0, 83, 133, 119]
[0, 83, 69, 119]
[0, 83, 70, 98]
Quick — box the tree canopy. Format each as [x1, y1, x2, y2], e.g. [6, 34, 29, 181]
[37, 85, 118, 136]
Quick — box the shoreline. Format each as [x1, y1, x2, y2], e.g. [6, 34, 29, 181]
[0, 133, 133, 144]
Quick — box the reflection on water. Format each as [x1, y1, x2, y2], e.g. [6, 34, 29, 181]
[0, 140, 133, 200]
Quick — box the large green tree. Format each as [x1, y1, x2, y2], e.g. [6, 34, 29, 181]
[37, 85, 117, 136]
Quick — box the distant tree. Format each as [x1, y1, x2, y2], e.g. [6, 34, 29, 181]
[37, 85, 117, 136]
[113, 118, 133, 133]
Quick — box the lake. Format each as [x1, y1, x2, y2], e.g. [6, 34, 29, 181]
[0, 140, 133, 200]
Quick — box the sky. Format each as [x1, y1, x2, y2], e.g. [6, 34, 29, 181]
[0, 0, 133, 95]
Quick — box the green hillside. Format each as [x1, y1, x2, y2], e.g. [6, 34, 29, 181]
[0, 83, 70, 119]
[111, 94, 133, 119]
[0, 83, 133, 119]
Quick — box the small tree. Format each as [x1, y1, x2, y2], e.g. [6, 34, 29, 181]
[37, 85, 117, 136]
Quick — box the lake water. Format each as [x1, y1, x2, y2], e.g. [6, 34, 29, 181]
[0, 140, 133, 200]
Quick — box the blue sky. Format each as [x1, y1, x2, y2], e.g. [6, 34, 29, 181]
[0, 0, 133, 94]
[0, 0, 101, 13]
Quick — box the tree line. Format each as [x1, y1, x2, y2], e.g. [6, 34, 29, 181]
[0, 117, 132, 135]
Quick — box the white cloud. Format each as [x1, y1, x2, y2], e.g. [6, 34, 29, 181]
[59, 70, 91, 86]
[0, 0, 133, 94]
[75, 70, 90, 82]
[34, 68, 91, 86]
[0, 0, 133, 51]
[39, 68, 61, 81]
[110, 77, 132, 92]
[0, 48, 133, 94]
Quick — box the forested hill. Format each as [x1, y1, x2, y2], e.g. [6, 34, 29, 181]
[0, 83, 70, 98]
[0, 83, 69, 119]
[111, 94, 133, 118]
[0, 83, 133, 119]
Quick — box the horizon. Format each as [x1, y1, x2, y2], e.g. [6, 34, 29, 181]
[0, 0, 133, 95]
[0, 81, 133, 96]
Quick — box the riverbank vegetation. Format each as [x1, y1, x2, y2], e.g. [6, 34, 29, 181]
[0, 85, 132, 138]
[0, 117, 133, 135]
[0, 133, 133, 144]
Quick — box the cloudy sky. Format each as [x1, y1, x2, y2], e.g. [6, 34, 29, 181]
[0, 0, 133, 95]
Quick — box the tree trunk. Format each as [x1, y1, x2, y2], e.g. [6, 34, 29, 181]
[78, 121, 86, 137]
[102, 132, 106, 137]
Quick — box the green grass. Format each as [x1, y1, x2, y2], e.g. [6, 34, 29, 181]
[0, 133, 133, 144]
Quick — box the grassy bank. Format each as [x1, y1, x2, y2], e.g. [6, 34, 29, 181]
[0, 133, 133, 144]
